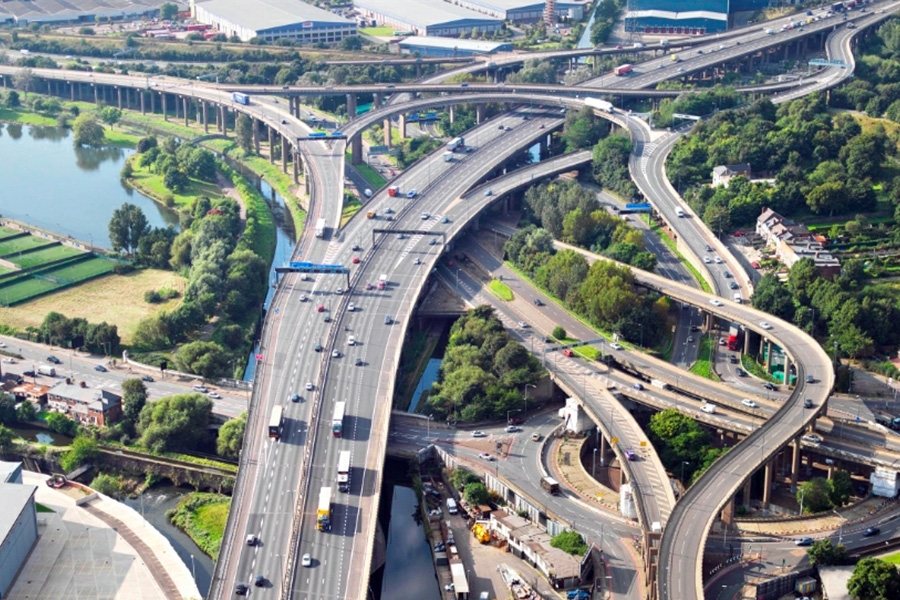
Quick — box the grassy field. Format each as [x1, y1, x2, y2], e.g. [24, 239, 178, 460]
[167, 493, 230, 560]
[487, 279, 514, 301]
[689, 334, 720, 381]
[127, 161, 225, 208]
[0, 226, 21, 241]
[0, 269, 184, 343]
[353, 161, 387, 190]
[359, 26, 395, 36]
[341, 195, 362, 226]
[883, 550, 900, 564]
[0, 107, 58, 126]
[0, 235, 55, 257]
[8, 245, 83, 269]
[0, 278, 63, 305]
[44, 256, 116, 282]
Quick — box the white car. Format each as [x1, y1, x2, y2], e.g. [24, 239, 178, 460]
[479, 452, 495, 461]
[714, 256, 723, 264]
[802, 434, 822, 444]
[759, 321, 772, 330]
[301, 553, 312, 567]
[348, 336, 356, 346]
[517, 321, 528, 328]
[2, 357, 15, 364]
[472, 430, 486, 437]
[709, 299, 723, 307]
[703, 256, 712, 264]
[299, 294, 308, 303]
[335, 287, 344, 295]
[610, 342, 623, 350]
[741, 398, 758, 408]
[348, 303, 355, 312]
[701, 403, 717, 414]
[209, 392, 222, 399]
[332, 349, 341, 358]
[306, 381, 314, 391]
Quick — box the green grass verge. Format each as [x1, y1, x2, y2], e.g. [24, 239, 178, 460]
[101, 127, 140, 148]
[221, 163, 277, 262]
[0, 278, 63, 304]
[649, 220, 712, 293]
[35, 502, 55, 513]
[0, 107, 58, 126]
[127, 160, 225, 209]
[342, 194, 362, 227]
[0, 235, 55, 257]
[166, 492, 230, 560]
[883, 550, 900, 565]
[353, 161, 387, 190]
[9, 245, 83, 269]
[360, 26, 395, 36]
[487, 279, 514, 301]
[689, 334, 721, 381]
[740, 354, 780, 384]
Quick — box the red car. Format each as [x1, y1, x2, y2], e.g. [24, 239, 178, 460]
[734, 230, 745, 237]
[562, 349, 574, 357]
[352, 256, 360, 264]
[317, 304, 325, 312]
[750, 261, 760, 269]
[365, 282, 374, 290]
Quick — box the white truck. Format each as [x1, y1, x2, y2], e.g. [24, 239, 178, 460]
[650, 379, 670, 391]
[315, 218, 326, 238]
[443, 151, 454, 162]
[337, 450, 351, 493]
[870, 468, 900, 498]
[585, 97, 614, 113]
[447, 137, 465, 151]
[38, 365, 56, 377]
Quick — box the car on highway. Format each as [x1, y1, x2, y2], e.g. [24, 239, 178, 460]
[802, 434, 822, 444]
[314, 342, 323, 352]
[517, 321, 528, 328]
[539, 123, 546, 129]
[47, 355, 61, 364]
[804, 398, 814, 409]
[355, 357, 363, 366]
[421, 212, 430, 220]
[254, 575, 264, 587]
[192, 384, 209, 393]
[397, 233, 405, 240]
[506, 425, 520, 433]
[365, 282, 374, 290]
[472, 430, 486, 437]
[22, 370, 35, 377]
[484, 189, 492, 196]
[795, 537, 814, 546]
[317, 304, 325, 312]
[863, 527, 881, 537]
[764, 382, 777, 391]
[723, 271, 732, 278]
[141, 375, 154, 382]
[701, 403, 717, 414]
[533, 298, 543, 306]
[625, 449, 637, 461]
[741, 398, 758, 408]
[703, 256, 712, 264]
[324, 314, 332, 323]
[610, 342, 623, 350]
[348, 303, 356, 312]
[633, 383, 644, 390]
[352, 256, 360, 264]
[730, 282, 739, 290]
[710, 299, 723, 307]
[335, 287, 344, 295]
[302, 553, 312, 567]
[806, 375, 815, 383]
[407, 190, 417, 198]
[348, 336, 356, 346]
[209, 392, 222, 399]
[714, 256, 723, 264]
[759, 321, 772, 330]
[305, 381, 314, 391]
[351, 243, 362, 251]
[299, 294, 308, 302]
[413, 257, 421, 265]
[332, 349, 341, 358]
[430, 238, 437, 245]
[384, 315, 393, 325]
[479, 452, 495, 461]
[444, 583, 455, 592]
[235, 583, 249, 595]
[531, 432, 542, 441]
[735, 368, 745, 377]
[246, 534, 258, 546]
[562, 349, 574, 357]
[94, 365, 107, 372]
[687, 336, 694, 343]
[291, 393, 301, 403]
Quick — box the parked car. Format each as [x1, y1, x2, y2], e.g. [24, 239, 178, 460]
[94, 365, 107, 372]
[795, 537, 814, 546]
[472, 430, 486, 437]
[141, 375, 154, 382]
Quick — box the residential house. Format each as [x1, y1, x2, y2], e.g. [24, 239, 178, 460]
[490, 510, 582, 589]
[46, 382, 122, 427]
[756, 208, 840, 277]
[711, 163, 751, 187]
[10, 382, 51, 408]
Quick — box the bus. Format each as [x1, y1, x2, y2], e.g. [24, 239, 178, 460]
[269, 405, 284, 440]
[332, 401, 346, 438]
[337, 450, 351, 492]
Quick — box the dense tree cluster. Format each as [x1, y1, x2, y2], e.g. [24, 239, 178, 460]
[795, 470, 854, 514]
[668, 93, 889, 228]
[832, 19, 900, 118]
[752, 257, 900, 358]
[137, 393, 213, 453]
[806, 538, 849, 566]
[562, 105, 610, 152]
[647, 409, 725, 483]
[592, 134, 636, 199]
[135, 136, 217, 194]
[653, 87, 742, 128]
[34, 311, 120, 356]
[848, 558, 900, 600]
[425, 306, 542, 422]
[550, 530, 588, 556]
[590, 0, 625, 46]
[217, 412, 247, 459]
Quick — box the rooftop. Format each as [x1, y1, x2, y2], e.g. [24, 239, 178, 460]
[0, 482, 37, 548]
[458, 0, 587, 9]
[399, 36, 510, 52]
[355, 0, 502, 27]
[194, 0, 354, 31]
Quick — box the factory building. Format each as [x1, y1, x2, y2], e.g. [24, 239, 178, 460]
[624, 0, 729, 35]
[354, 0, 503, 36]
[450, 0, 588, 22]
[191, 0, 356, 43]
[396, 36, 513, 57]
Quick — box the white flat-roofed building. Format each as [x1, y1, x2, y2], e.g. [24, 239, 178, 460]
[354, 0, 503, 36]
[192, 0, 357, 43]
[397, 36, 512, 56]
[0, 476, 38, 598]
[451, 0, 587, 22]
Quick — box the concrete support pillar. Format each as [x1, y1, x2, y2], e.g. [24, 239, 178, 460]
[140, 91, 146, 115]
[292, 148, 299, 184]
[93, 85, 99, 105]
[183, 97, 189, 127]
[790, 437, 801, 493]
[149, 90, 155, 114]
[764, 341, 772, 371]
[416, 63, 422, 78]
[351, 136, 363, 165]
[721, 495, 735, 525]
[220, 106, 227, 134]
[383, 118, 392, 148]
[744, 330, 752, 355]
[281, 134, 288, 174]
[253, 118, 260, 154]
[202, 101, 209, 133]
[117, 87, 123, 110]
[162, 93, 168, 121]
[70, 82, 75, 101]
[742, 477, 752, 508]
[784, 356, 791, 387]
[346, 93, 357, 121]
[174, 94, 180, 120]
[599, 435, 607, 468]
[762, 460, 773, 509]
[449, 105, 455, 124]
[398, 114, 407, 139]
[268, 127, 275, 164]
[476, 104, 485, 124]
[215, 105, 221, 131]
[373, 92, 381, 108]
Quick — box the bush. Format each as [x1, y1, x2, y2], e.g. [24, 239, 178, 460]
[551, 530, 587, 555]
[145, 290, 163, 303]
[552, 326, 566, 340]
[45, 412, 78, 437]
[90, 473, 126, 498]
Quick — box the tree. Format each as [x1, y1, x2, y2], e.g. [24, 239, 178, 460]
[45, 412, 79, 437]
[339, 36, 363, 51]
[0, 395, 16, 424]
[829, 470, 854, 507]
[217, 412, 246, 459]
[121, 379, 148, 433]
[703, 204, 731, 236]
[137, 393, 213, 453]
[0, 424, 14, 450]
[552, 326, 567, 340]
[12, 68, 34, 93]
[848, 558, 900, 600]
[163, 165, 188, 193]
[5, 90, 20, 108]
[550, 530, 587, 556]
[108, 203, 150, 255]
[99, 106, 122, 129]
[16, 400, 37, 422]
[174, 341, 230, 378]
[797, 478, 832, 513]
[59, 435, 99, 472]
[751, 273, 795, 321]
[235, 113, 254, 154]
[72, 113, 105, 147]
[464, 482, 489, 505]
[159, 2, 178, 20]
[807, 538, 848, 566]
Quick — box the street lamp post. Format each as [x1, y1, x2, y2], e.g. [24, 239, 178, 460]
[523, 383, 536, 416]
[833, 509, 844, 545]
[681, 461, 690, 487]
[799, 487, 805, 516]
[592, 448, 597, 477]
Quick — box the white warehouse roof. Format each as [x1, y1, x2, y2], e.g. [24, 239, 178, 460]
[354, 0, 502, 28]
[399, 36, 509, 53]
[192, 0, 353, 32]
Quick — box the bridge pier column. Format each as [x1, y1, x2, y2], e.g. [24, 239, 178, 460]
[449, 105, 455, 124]
[221, 105, 228, 134]
[93, 84, 99, 105]
[70, 82, 75, 101]
[790, 436, 801, 493]
[281, 134, 288, 174]
[202, 101, 209, 133]
[721, 495, 735, 525]
[373, 92, 382, 108]
[416, 63, 422, 78]
[174, 94, 180, 120]
[762, 460, 773, 509]
[383, 117, 392, 147]
[351, 136, 363, 165]
[253, 118, 260, 154]
[140, 91, 146, 115]
[742, 477, 752, 508]
[398, 114, 407, 139]
[476, 104, 485, 124]
[346, 93, 357, 121]
[268, 127, 275, 163]
[304, 162, 311, 195]
[184, 97, 189, 126]
[764, 340, 772, 371]
[150, 90, 156, 114]
[162, 93, 168, 121]
[292, 145, 299, 184]
[599, 433, 607, 467]
[784, 355, 791, 387]
[117, 87, 123, 109]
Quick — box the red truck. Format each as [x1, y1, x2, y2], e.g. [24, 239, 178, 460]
[614, 64, 632, 76]
[726, 323, 743, 351]
[387, 185, 400, 197]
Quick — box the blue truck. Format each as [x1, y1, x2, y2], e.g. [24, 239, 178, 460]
[232, 92, 250, 105]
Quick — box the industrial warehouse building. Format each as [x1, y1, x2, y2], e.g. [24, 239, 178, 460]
[191, 0, 357, 43]
[450, 0, 588, 22]
[624, 0, 773, 35]
[0, 0, 180, 26]
[0, 462, 38, 599]
[396, 36, 513, 57]
[354, 0, 503, 36]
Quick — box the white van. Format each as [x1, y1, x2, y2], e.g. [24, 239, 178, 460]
[676, 208, 685, 217]
[701, 403, 717, 414]
[733, 293, 742, 304]
[446, 498, 458, 515]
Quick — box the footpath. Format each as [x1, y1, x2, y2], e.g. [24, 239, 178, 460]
[8, 471, 200, 600]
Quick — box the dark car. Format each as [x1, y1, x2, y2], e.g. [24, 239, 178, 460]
[23, 370, 36, 377]
[795, 537, 814, 546]
[314, 343, 323, 352]
[94, 365, 107, 372]
[141, 375, 154, 382]
[254, 575, 265, 587]
[533, 298, 544, 306]
[764, 382, 777, 391]
[804, 398, 814, 409]
[291, 393, 301, 403]
[47, 355, 61, 364]
[729, 355, 738, 364]
[735, 368, 745, 377]
[235, 583, 249, 596]
[864, 527, 881, 537]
